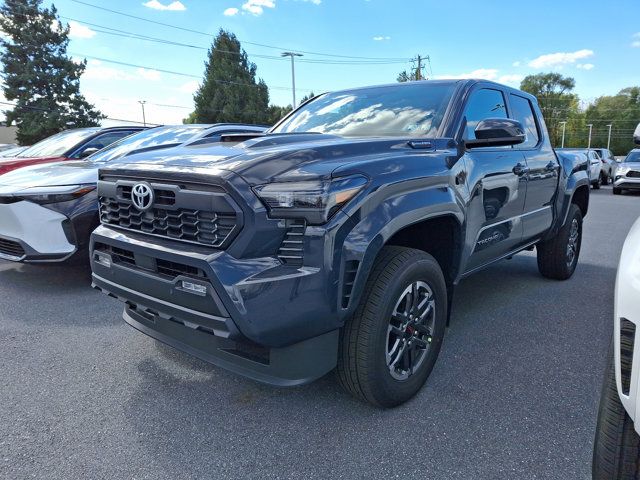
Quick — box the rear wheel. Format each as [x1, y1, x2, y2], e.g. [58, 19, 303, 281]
[614, 187, 623, 195]
[593, 177, 602, 189]
[593, 339, 640, 479]
[337, 246, 447, 408]
[601, 172, 610, 186]
[536, 204, 582, 280]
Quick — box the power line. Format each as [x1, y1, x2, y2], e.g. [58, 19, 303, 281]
[60, 16, 410, 65]
[69, 0, 412, 61]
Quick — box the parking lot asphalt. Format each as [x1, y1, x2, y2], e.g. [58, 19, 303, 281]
[1, 186, 639, 480]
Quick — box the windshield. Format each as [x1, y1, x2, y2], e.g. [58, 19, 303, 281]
[624, 151, 640, 163]
[17, 128, 99, 158]
[88, 125, 209, 162]
[272, 83, 457, 138]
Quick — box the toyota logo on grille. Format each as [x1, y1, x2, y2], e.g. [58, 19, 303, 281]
[131, 183, 154, 211]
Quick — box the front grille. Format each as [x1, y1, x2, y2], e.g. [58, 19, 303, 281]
[627, 170, 640, 178]
[277, 220, 306, 267]
[98, 178, 240, 249]
[620, 318, 636, 396]
[0, 238, 25, 258]
[95, 243, 205, 280]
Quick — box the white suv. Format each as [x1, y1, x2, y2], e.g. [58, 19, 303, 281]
[593, 126, 640, 479]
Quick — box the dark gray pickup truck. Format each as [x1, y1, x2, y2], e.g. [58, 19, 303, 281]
[90, 80, 590, 407]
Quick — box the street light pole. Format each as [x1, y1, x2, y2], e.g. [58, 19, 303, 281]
[281, 52, 303, 108]
[606, 124, 612, 150]
[138, 100, 147, 127]
[587, 124, 593, 149]
[559, 121, 567, 148]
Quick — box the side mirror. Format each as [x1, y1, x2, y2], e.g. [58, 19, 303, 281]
[79, 147, 100, 158]
[465, 118, 525, 149]
[634, 123, 640, 145]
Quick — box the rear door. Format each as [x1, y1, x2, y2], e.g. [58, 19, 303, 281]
[461, 86, 528, 272]
[508, 93, 558, 241]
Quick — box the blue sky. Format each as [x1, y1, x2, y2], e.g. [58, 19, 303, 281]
[27, 0, 640, 125]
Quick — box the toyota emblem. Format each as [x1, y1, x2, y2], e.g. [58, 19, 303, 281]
[131, 183, 154, 211]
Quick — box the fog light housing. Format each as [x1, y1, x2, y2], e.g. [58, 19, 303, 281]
[95, 252, 111, 268]
[180, 280, 207, 296]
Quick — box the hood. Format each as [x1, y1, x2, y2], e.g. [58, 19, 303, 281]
[107, 133, 435, 185]
[0, 160, 97, 192]
[0, 156, 67, 176]
[621, 162, 640, 169]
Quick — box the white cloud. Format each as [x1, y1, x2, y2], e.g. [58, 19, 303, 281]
[223, 7, 239, 15]
[68, 20, 96, 39]
[242, 0, 275, 15]
[137, 68, 161, 81]
[179, 80, 200, 94]
[498, 74, 524, 85]
[373, 35, 390, 41]
[83, 62, 161, 82]
[299, 0, 321, 4]
[512, 61, 521, 67]
[142, 0, 186, 11]
[631, 34, 640, 48]
[528, 49, 593, 68]
[577, 63, 594, 70]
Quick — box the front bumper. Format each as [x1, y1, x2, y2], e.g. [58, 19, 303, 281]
[614, 177, 640, 190]
[614, 217, 640, 434]
[0, 201, 76, 262]
[90, 222, 349, 385]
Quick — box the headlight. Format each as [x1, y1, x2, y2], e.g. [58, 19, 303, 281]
[617, 166, 631, 176]
[17, 184, 96, 205]
[253, 175, 368, 225]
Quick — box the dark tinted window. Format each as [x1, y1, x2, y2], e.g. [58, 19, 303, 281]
[463, 88, 507, 140]
[625, 151, 640, 163]
[509, 94, 539, 148]
[88, 125, 207, 162]
[72, 130, 138, 158]
[272, 83, 457, 137]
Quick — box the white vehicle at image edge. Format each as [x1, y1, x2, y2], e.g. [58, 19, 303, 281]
[592, 125, 640, 479]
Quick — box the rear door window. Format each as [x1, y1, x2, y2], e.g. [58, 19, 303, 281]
[509, 94, 540, 148]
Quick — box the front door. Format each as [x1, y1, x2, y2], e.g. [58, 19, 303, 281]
[461, 87, 528, 273]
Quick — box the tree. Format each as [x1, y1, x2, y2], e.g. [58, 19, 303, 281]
[585, 87, 640, 155]
[0, 0, 103, 145]
[520, 73, 583, 147]
[397, 69, 421, 82]
[192, 30, 271, 125]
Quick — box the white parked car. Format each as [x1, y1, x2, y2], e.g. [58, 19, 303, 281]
[593, 125, 640, 479]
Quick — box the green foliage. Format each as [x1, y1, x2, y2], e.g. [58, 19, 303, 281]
[0, 0, 104, 145]
[520, 73, 581, 147]
[266, 92, 317, 125]
[397, 69, 421, 82]
[585, 87, 640, 155]
[192, 29, 271, 125]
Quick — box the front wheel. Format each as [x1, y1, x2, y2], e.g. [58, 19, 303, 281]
[536, 204, 582, 280]
[593, 339, 640, 479]
[614, 187, 623, 195]
[593, 177, 602, 189]
[337, 246, 447, 408]
[601, 172, 610, 186]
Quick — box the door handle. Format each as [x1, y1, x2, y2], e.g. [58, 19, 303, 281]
[545, 161, 559, 171]
[513, 163, 530, 176]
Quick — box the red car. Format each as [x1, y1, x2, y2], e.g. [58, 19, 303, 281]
[0, 126, 145, 176]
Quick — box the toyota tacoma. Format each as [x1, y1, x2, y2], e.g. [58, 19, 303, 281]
[90, 80, 590, 407]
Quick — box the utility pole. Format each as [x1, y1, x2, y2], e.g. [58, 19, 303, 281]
[606, 124, 612, 150]
[410, 54, 430, 80]
[281, 52, 303, 108]
[587, 124, 593, 149]
[559, 121, 567, 148]
[138, 100, 147, 127]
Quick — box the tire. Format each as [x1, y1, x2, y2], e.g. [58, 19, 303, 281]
[614, 188, 623, 195]
[601, 172, 610, 186]
[592, 338, 640, 479]
[337, 246, 447, 408]
[593, 178, 602, 190]
[536, 204, 582, 280]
